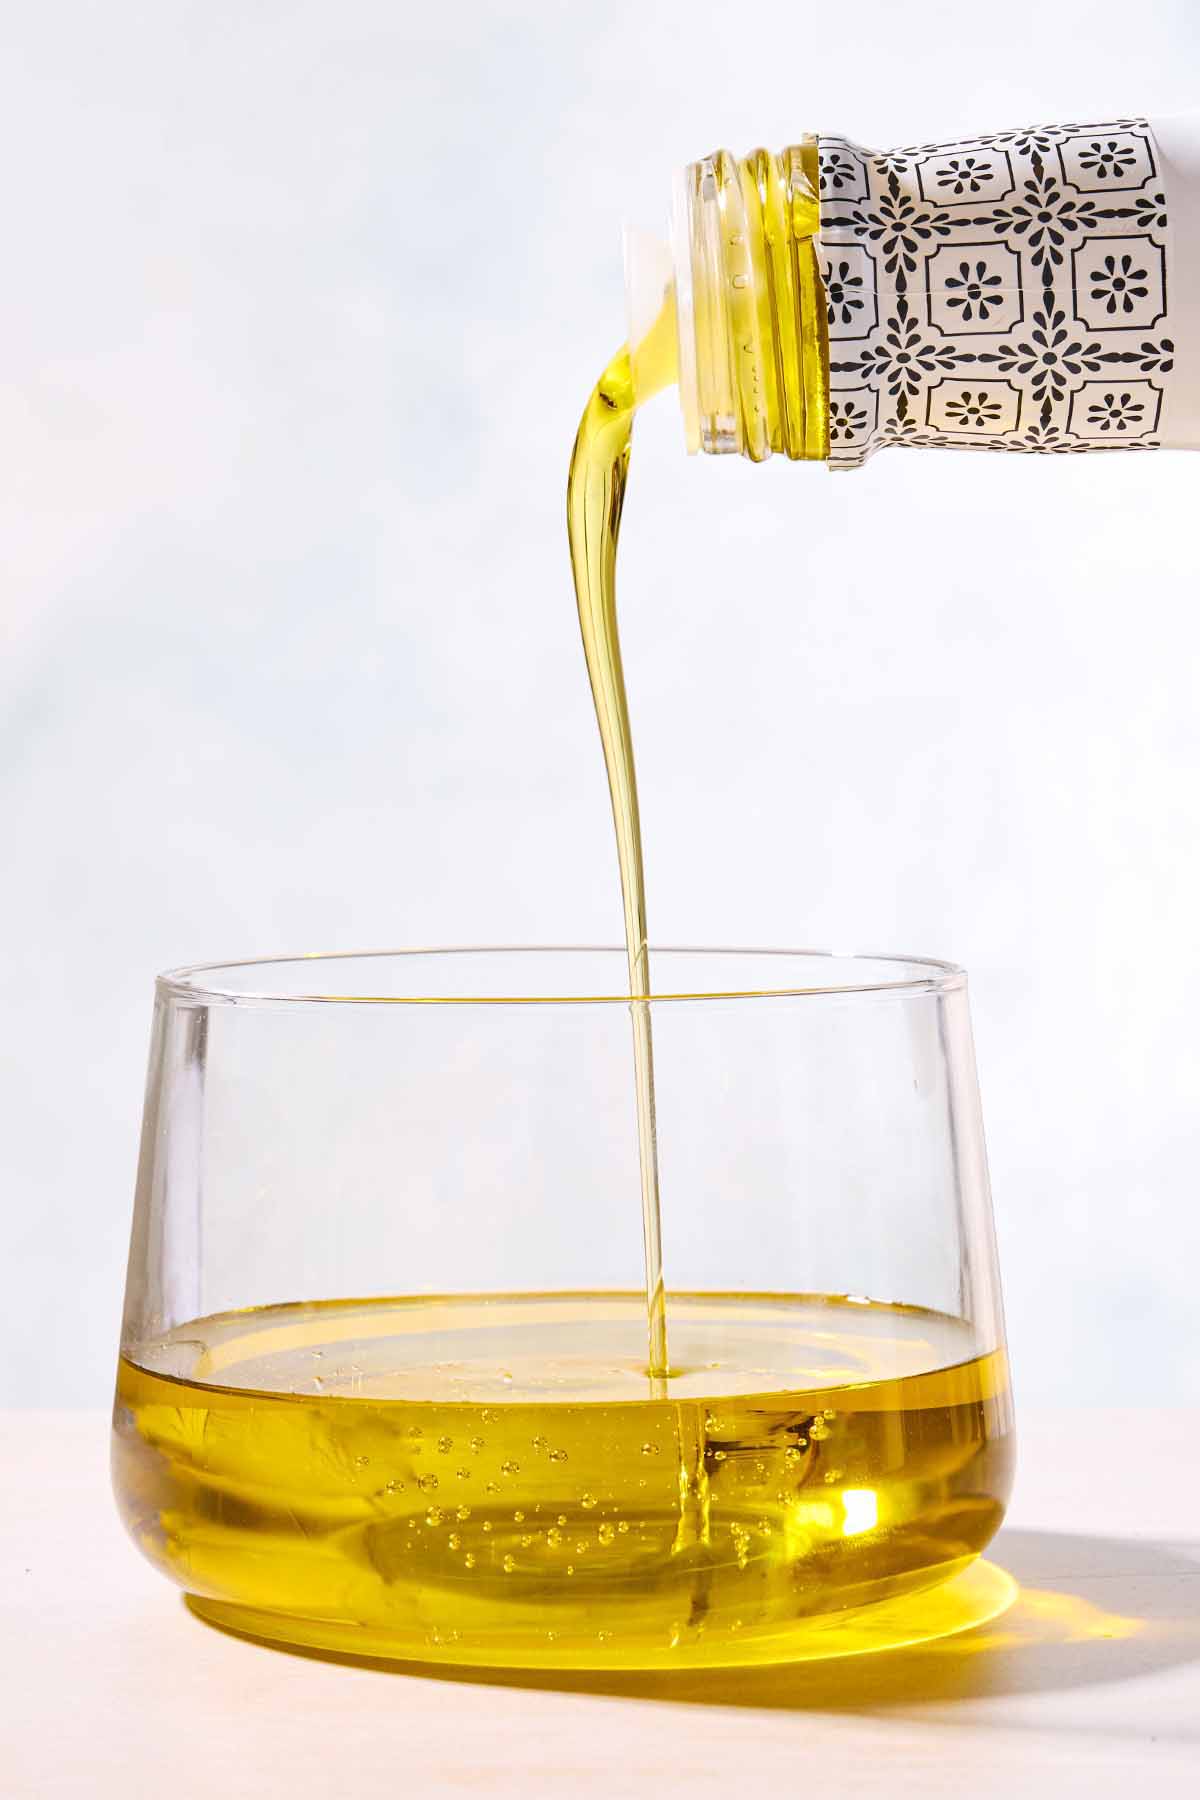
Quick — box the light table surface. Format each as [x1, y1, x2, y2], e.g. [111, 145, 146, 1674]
[3, 1407, 1198, 1796]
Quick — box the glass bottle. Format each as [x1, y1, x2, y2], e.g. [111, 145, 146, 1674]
[627, 115, 1199, 465]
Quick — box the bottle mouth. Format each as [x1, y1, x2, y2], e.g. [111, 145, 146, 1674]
[668, 143, 829, 462]
[669, 165, 701, 454]
[621, 226, 682, 413]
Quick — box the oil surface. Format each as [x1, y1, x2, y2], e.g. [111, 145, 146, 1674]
[114, 1292, 1014, 1668]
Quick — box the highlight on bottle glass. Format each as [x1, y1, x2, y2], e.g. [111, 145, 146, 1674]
[113, 946, 1015, 1671]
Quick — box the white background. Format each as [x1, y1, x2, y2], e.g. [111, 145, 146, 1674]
[3, 1, 1198, 1405]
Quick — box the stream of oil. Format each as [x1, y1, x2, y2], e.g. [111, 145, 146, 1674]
[566, 298, 679, 1379]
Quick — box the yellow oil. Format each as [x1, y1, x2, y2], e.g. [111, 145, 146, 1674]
[113, 1292, 1013, 1669]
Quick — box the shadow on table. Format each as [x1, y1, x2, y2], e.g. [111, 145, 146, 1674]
[189, 1529, 1200, 1713]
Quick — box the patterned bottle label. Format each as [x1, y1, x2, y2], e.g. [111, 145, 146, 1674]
[818, 120, 1174, 466]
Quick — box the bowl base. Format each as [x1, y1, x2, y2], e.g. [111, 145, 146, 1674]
[186, 1556, 1016, 1672]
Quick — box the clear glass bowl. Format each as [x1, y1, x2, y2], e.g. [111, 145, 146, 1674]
[113, 947, 1015, 1669]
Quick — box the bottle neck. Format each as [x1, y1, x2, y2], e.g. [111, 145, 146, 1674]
[673, 141, 829, 462]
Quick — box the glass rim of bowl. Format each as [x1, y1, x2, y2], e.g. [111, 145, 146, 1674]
[155, 945, 967, 1008]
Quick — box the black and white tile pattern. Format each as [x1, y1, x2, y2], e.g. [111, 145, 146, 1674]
[819, 120, 1173, 466]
